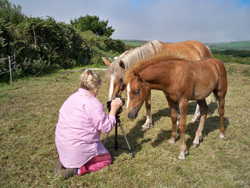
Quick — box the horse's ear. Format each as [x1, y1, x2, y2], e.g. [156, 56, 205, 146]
[119, 60, 126, 72]
[133, 70, 143, 82]
[86, 69, 93, 75]
[102, 57, 111, 67]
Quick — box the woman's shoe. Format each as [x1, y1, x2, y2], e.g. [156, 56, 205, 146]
[61, 168, 77, 179]
[52, 159, 63, 174]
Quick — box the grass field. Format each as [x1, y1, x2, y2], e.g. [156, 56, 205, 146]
[0, 63, 250, 187]
[207, 41, 250, 50]
[123, 40, 148, 47]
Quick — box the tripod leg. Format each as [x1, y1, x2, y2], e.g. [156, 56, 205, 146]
[119, 122, 135, 157]
[103, 131, 110, 146]
[115, 122, 118, 150]
[103, 123, 119, 150]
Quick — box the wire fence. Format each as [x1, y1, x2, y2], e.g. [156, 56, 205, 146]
[0, 54, 16, 85]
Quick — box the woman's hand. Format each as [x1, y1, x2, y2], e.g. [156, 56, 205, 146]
[109, 98, 123, 116]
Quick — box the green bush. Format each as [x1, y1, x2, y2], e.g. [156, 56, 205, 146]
[212, 54, 233, 63]
[0, 0, 127, 80]
[212, 54, 250, 65]
[212, 49, 250, 58]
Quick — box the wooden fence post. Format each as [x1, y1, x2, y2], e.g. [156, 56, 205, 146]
[8, 56, 12, 85]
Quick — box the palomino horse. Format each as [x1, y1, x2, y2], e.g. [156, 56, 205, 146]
[122, 53, 227, 160]
[103, 40, 212, 130]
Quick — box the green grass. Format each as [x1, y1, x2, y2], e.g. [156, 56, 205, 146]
[206, 41, 250, 50]
[0, 64, 250, 187]
[123, 40, 150, 47]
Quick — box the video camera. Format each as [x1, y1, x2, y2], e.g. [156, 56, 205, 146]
[106, 95, 125, 115]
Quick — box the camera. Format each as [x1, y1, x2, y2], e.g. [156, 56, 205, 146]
[106, 95, 125, 115]
[104, 95, 135, 157]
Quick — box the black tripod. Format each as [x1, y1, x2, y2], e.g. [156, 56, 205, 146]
[103, 110, 135, 157]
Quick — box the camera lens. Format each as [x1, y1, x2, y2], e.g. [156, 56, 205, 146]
[121, 98, 125, 105]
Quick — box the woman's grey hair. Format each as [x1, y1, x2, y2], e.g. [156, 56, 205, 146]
[79, 69, 102, 95]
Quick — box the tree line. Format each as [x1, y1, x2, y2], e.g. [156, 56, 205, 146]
[0, 0, 128, 79]
[211, 49, 250, 65]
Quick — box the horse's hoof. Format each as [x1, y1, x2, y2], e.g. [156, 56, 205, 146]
[141, 127, 149, 131]
[141, 123, 153, 131]
[191, 118, 199, 123]
[168, 138, 175, 144]
[219, 133, 225, 139]
[178, 150, 188, 161]
[192, 143, 199, 148]
[178, 154, 185, 161]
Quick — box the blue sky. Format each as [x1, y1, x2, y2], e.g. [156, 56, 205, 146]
[11, 0, 250, 43]
[239, 0, 250, 6]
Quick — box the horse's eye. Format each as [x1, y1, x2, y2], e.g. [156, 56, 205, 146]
[119, 78, 123, 83]
[133, 89, 140, 95]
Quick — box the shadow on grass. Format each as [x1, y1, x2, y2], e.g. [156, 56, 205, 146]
[185, 116, 230, 149]
[102, 100, 229, 161]
[150, 100, 219, 120]
[102, 116, 150, 160]
[151, 101, 230, 150]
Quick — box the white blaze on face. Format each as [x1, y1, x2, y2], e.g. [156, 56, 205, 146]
[127, 83, 130, 109]
[109, 75, 115, 101]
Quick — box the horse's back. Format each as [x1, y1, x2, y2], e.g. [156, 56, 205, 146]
[185, 41, 212, 58]
[196, 58, 226, 76]
[176, 58, 226, 100]
[161, 40, 212, 60]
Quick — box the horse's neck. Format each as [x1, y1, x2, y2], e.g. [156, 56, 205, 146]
[140, 66, 171, 90]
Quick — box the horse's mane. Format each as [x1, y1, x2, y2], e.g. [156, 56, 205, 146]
[124, 51, 186, 84]
[107, 40, 163, 76]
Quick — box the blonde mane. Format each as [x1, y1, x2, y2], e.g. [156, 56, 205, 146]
[118, 40, 163, 69]
[124, 51, 186, 84]
[107, 40, 163, 76]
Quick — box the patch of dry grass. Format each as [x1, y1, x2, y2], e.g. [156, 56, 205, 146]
[0, 64, 250, 187]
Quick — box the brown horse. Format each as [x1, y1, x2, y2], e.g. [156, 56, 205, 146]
[103, 40, 212, 130]
[122, 53, 227, 160]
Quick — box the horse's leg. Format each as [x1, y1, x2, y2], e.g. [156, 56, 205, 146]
[214, 64, 227, 138]
[218, 97, 226, 139]
[192, 95, 211, 122]
[165, 95, 178, 144]
[193, 99, 208, 147]
[141, 89, 153, 131]
[192, 104, 200, 123]
[178, 99, 188, 160]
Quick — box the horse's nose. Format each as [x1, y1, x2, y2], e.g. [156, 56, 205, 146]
[128, 112, 138, 120]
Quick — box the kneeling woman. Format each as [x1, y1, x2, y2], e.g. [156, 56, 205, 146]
[52, 69, 122, 179]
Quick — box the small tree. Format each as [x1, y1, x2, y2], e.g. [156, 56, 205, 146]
[70, 14, 114, 37]
[0, 0, 24, 25]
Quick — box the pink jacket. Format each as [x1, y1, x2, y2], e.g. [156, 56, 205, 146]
[55, 88, 116, 168]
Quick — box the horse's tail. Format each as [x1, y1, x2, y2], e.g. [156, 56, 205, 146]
[206, 45, 212, 56]
[212, 59, 228, 102]
[212, 90, 219, 102]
